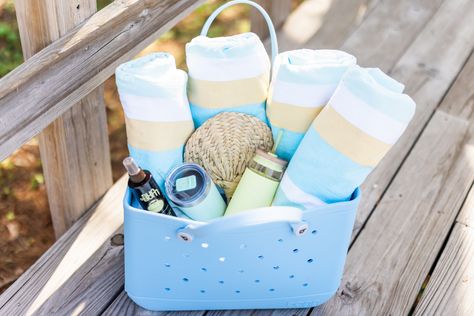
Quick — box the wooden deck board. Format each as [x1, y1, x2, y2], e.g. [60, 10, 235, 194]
[2, 0, 474, 315]
[352, 0, 474, 240]
[414, 185, 474, 316]
[412, 53, 474, 316]
[340, 0, 445, 70]
[102, 291, 205, 316]
[275, 0, 375, 51]
[0, 177, 127, 315]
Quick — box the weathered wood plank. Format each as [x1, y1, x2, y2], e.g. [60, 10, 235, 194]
[207, 309, 307, 316]
[103, 292, 205, 316]
[0, 176, 127, 315]
[16, 0, 113, 237]
[38, 88, 113, 237]
[277, 0, 378, 51]
[268, 0, 378, 52]
[0, 0, 205, 162]
[312, 42, 474, 316]
[411, 53, 474, 316]
[303, 0, 381, 49]
[251, 0, 292, 39]
[413, 186, 474, 316]
[353, 0, 474, 238]
[339, 0, 445, 70]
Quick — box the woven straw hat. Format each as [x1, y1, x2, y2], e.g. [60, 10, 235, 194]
[184, 112, 273, 199]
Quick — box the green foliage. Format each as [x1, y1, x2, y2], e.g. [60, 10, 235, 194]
[0, 21, 23, 77]
[5, 210, 15, 221]
[30, 173, 45, 190]
[97, 0, 114, 10]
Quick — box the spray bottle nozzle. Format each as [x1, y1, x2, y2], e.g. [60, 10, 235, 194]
[123, 157, 141, 176]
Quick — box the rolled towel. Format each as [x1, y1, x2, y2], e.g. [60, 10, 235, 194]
[267, 49, 356, 161]
[273, 65, 415, 208]
[116, 52, 194, 190]
[186, 32, 270, 127]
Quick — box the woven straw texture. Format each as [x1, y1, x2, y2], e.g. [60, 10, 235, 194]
[185, 112, 273, 199]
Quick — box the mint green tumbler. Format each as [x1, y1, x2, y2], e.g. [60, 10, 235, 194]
[225, 149, 287, 215]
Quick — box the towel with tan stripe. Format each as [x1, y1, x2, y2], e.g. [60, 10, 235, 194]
[273, 65, 415, 208]
[116, 53, 194, 189]
[267, 49, 356, 161]
[186, 32, 270, 127]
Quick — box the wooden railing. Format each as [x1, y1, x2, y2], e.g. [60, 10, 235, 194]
[0, 0, 291, 237]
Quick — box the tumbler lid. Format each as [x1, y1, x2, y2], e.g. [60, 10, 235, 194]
[165, 163, 211, 207]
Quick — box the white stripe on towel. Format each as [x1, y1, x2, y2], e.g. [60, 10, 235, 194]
[187, 53, 270, 81]
[329, 87, 407, 145]
[280, 176, 327, 209]
[271, 80, 336, 108]
[120, 93, 192, 122]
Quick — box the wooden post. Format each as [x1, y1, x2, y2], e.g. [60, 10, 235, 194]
[250, 0, 292, 38]
[15, 0, 113, 238]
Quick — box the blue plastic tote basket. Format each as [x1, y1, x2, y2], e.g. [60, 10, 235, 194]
[124, 188, 359, 311]
[123, 0, 361, 311]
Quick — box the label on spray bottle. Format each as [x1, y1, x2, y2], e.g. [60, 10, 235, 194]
[139, 188, 165, 212]
[134, 177, 174, 215]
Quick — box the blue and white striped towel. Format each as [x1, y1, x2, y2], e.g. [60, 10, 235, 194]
[273, 65, 415, 208]
[186, 32, 270, 127]
[267, 49, 356, 161]
[116, 53, 194, 190]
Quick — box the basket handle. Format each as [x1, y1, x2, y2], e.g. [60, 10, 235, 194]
[200, 0, 279, 64]
[176, 206, 308, 242]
